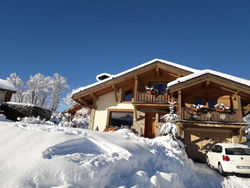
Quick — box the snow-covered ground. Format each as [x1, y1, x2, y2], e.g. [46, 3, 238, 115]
[0, 120, 249, 188]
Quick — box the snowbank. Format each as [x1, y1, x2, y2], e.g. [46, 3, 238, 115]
[0, 121, 249, 188]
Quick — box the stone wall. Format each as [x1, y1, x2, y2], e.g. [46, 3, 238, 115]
[88, 109, 95, 130]
[133, 110, 145, 136]
[133, 111, 164, 137]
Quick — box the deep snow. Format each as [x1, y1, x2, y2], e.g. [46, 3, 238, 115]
[0, 120, 249, 188]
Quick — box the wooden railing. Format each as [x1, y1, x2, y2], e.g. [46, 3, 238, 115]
[134, 91, 168, 104]
[182, 107, 238, 122]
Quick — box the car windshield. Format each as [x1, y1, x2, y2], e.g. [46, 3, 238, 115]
[225, 148, 250, 156]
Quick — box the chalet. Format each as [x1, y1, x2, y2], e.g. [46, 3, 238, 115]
[0, 79, 16, 102]
[64, 104, 84, 119]
[72, 59, 250, 162]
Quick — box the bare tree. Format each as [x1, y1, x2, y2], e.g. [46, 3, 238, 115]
[7, 72, 70, 112]
[7, 73, 26, 103]
[63, 92, 77, 108]
[49, 73, 69, 112]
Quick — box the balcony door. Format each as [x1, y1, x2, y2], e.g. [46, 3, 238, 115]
[144, 112, 156, 138]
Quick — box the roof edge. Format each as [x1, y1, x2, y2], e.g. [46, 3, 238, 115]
[72, 58, 198, 97]
[168, 69, 250, 88]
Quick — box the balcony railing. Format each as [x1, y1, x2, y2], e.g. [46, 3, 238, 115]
[134, 91, 168, 104]
[182, 107, 238, 122]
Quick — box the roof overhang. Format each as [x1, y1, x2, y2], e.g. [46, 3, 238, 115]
[64, 104, 83, 114]
[0, 79, 16, 93]
[168, 72, 250, 96]
[72, 59, 197, 101]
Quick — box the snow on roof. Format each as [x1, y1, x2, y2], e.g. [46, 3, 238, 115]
[168, 69, 250, 88]
[6, 102, 36, 107]
[72, 59, 198, 96]
[6, 102, 50, 110]
[0, 79, 16, 92]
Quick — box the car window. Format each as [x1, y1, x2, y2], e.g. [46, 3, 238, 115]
[211, 146, 216, 152]
[217, 146, 222, 153]
[211, 145, 222, 153]
[225, 148, 250, 156]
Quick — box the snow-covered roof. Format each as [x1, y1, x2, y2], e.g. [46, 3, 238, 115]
[0, 79, 16, 92]
[72, 59, 198, 96]
[168, 69, 250, 88]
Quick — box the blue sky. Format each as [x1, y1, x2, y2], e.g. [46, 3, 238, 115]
[1, 0, 250, 111]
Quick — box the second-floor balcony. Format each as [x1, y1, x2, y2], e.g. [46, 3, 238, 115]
[133, 91, 169, 104]
[182, 107, 239, 123]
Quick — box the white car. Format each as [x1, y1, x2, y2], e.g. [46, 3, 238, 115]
[206, 143, 250, 175]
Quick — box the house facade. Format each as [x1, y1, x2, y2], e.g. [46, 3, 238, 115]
[72, 59, 250, 162]
[0, 79, 16, 102]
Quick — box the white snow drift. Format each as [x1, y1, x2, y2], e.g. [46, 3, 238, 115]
[0, 121, 249, 188]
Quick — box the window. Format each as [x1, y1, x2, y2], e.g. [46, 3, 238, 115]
[225, 148, 250, 155]
[195, 98, 203, 105]
[211, 145, 222, 153]
[109, 111, 133, 127]
[150, 83, 167, 93]
[209, 98, 217, 108]
[124, 89, 133, 101]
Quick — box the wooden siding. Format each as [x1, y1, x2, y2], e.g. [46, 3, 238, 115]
[182, 107, 238, 122]
[134, 91, 168, 104]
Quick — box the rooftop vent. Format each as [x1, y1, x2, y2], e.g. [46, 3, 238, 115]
[96, 73, 113, 82]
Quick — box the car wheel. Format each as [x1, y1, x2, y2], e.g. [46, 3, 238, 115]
[218, 163, 225, 176]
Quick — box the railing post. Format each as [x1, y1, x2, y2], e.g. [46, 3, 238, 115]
[165, 93, 168, 103]
[178, 90, 182, 119]
[236, 95, 242, 123]
[133, 76, 138, 102]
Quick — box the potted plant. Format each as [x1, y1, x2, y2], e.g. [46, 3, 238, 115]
[191, 104, 205, 111]
[104, 126, 117, 132]
[214, 103, 230, 112]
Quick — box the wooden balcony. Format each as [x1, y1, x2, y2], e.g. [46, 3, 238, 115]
[133, 91, 169, 104]
[182, 107, 238, 123]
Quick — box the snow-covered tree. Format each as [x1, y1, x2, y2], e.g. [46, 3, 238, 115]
[63, 92, 77, 108]
[7, 73, 25, 103]
[72, 108, 89, 128]
[160, 100, 179, 138]
[7, 72, 70, 112]
[49, 73, 69, 112]
[243, 114, 250, 147]
[39, 76, 52, 107]
[26, 73, 49, 105]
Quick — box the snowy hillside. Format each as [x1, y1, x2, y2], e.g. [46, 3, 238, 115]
[0, 121, 249, 188]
